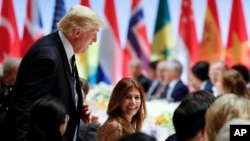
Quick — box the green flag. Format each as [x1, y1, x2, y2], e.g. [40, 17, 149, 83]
[151, 0, 175, 61]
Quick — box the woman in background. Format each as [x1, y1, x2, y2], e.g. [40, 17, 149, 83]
[96, 78, 147, 141]
[215, 69, 250, 98]
[26, 96, 69, 141]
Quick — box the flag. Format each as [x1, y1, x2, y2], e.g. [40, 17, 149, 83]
[0, 0, 20, 62]
[225, 0, 250, 68]
[199, 0, 224, 63]
[123, 0, 151, 77]
[176, 0, 198, 84]
[51, 0, 66, 32]
[21, 0, 44, 56]
[151, 0, 175, 62]
[76, 0, 90, 82]
[81, 0, 90, 6]
[76, 0, 100, 85]
[97, 0, 123, 84]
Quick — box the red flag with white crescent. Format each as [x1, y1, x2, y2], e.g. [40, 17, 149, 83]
[0, 0, 20, 62]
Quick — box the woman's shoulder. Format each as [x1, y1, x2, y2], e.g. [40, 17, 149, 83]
[101, 118, 123, 131]
[97, 118, 124, 141]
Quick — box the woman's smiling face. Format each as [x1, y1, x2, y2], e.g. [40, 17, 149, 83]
[121, 88, 141, 122]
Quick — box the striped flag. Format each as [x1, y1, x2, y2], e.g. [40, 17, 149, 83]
[97, 0, 123, 84]
[51, 0, 66, 32]
[199, 0, 224, 63]
[225, 0, 250, 68]
[76, 0, 90, 82]
[76, 0, 100, 85]
[81, 0, 90, 6]
[123, 0, 151, 77]
[0, 0, 20, 62]
[176, 0, 198, 84]
[21, 0, 44, 56]
[151, 0, 175, 61]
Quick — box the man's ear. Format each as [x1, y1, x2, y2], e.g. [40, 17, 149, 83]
[72, 28, 80, 38]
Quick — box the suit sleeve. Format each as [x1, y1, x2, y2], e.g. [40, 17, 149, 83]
[78, 121, 99, 141]
[5, 54, 59, 141]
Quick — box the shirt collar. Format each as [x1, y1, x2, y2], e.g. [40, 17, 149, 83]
[169, 79, 179, 88]
[200, 80, 207, 89]
[58, 31, 74, 62]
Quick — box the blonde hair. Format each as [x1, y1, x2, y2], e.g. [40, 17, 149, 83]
[215, 118, 250, 141]
[206, 94, 250, 141]
[57, 5, 103, 35]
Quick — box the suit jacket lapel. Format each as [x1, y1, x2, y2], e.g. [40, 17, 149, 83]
[53, 32, 79, 110]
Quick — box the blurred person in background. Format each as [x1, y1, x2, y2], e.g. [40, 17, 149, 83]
[147, 60, 168, 100]
[148, 60, 159, 80]
[129, 58, 151, 93]
[231, 64, 250, 90]
[0, 58, 21, 107]
[189, 61, 213, 93]
[97, 78, 147, 141]
[162, 59, 189, 102]
[0, 58, 21, 139]
[215, 69, 250, 98]
[208, 60, 228, 97]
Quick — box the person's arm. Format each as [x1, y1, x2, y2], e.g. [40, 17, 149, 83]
[6, 53, 59, 141]
[78, 122, 100, 141]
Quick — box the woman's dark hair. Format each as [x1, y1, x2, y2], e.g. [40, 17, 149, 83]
[191, 61, 210, 81]
[231, 64, 250, 83]
[26, 95, 67, 141]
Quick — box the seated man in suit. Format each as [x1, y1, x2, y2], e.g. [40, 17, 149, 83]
[129, 58, 151, 93]
[162, 59, 189, 102]
[208, 60, 228, 97]
[147, 60, 168, 100]
[189, 61, 213, 93]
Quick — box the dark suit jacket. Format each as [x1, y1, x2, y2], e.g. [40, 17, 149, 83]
[146, 80, 160, 98]
[203, 80, 213, 94]
[136, 75, 151, 93]
[5, 32, 83, 141]
[163, 80, 189, 102]
[77, 120, 99, 141]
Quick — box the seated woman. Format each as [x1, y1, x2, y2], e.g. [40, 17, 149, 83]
[189, 61, 213, 93]
[26, 95, 69, 141]
[215, 69, 250, 98]
[96, 78, 147, 141]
